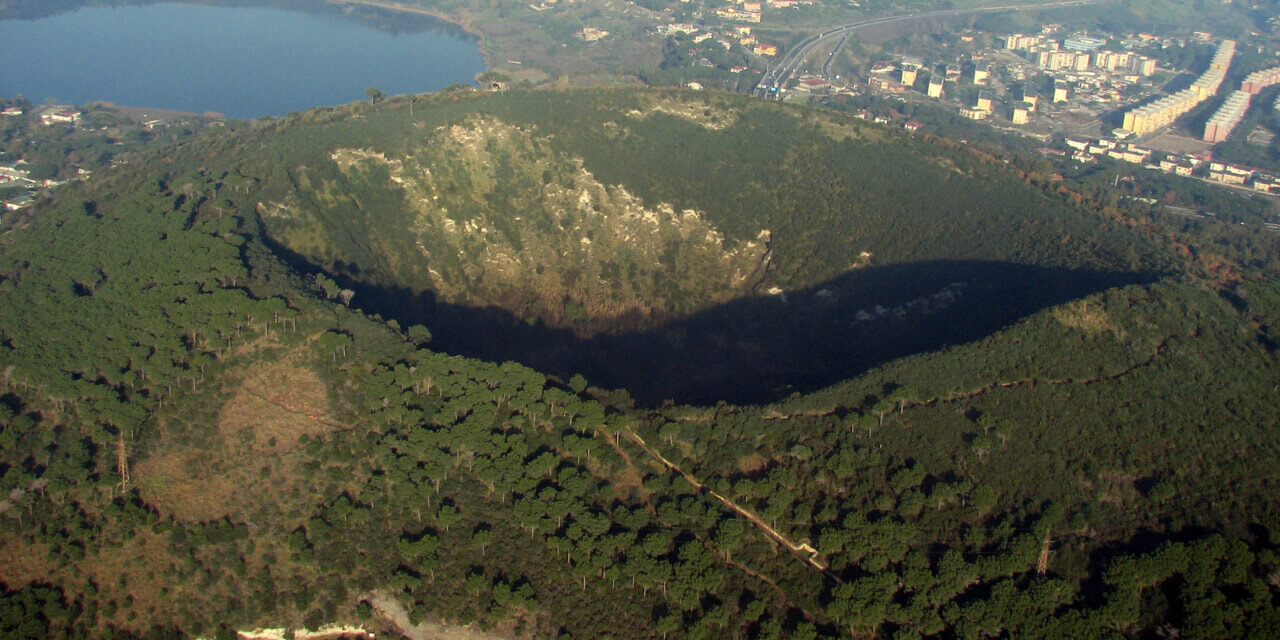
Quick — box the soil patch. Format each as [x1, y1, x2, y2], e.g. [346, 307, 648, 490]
[368, 591, 510, 640]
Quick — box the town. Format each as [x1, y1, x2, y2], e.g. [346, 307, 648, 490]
[642, 2, 1280, 209]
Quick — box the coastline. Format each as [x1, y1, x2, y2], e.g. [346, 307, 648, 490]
[324, 0, 493, 72]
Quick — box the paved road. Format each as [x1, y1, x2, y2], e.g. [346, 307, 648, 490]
[820, 34, 848, 80]
[751, 0, 1107, 98]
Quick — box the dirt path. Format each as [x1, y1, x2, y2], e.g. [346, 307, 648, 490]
[621, 431, 828, 572]
[368, 592, 507, 640]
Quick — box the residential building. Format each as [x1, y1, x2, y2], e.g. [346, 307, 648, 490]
[5, 193, 34, 210]
[1210, 171, 1246, 184]
[1204, 90, 1250, 143]
[796, 78, 830, 93]
[1063, 34, 1107, 51]
[867, 76, 905, 92]
[901, 56, 925, 70]
[1241, 66, 1280, 94]
[972, 63, 989, 85]
[869, 61, 896, 74]
[41, 110, 80, 125]
[1012, 103, 1031, 124]
[1039, 50, 1091, 71]
[1159, 159, 1193, 175]
[976, 90, 994, 112]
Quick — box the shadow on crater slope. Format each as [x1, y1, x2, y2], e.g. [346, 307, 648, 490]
[305, 257, 1158, 407]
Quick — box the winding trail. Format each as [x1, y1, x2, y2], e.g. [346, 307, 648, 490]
[752, 336, 1174, 422]
[244, 388, 354, 430]
[919, 335, 1173, 407]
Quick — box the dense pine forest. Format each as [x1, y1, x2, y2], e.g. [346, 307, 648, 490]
[1, 88, 1279, 639]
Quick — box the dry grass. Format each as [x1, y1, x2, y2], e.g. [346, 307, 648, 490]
[1053, 299, 1127, 339]
[0, 533, 52, 587]
[80, 531, 189, 630]
[736, 453, 770, 473]
[136, 359, 336, 523]
[0, 529, 193, 633]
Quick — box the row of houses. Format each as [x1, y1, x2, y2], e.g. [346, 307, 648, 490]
[1121, 39, 1234, 136]
[1065, 134, 1280, 194]
[1034, 49, 1157, 76]
[1067, 135, 1201, 171]
[1205, 161, 1280, 193]
[845, 109, 924, 132]
[1001, 33, 1157, 76]
[1064, 137, 1154, 164]
[712, 0, 805, 24]
[660, 22, 781, 59]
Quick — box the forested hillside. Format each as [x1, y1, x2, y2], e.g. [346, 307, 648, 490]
[209, 88, 1172, 403]
[0, 88, 1278, 640]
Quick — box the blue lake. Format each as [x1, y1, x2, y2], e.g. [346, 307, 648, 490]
[0, 3, 485, 118]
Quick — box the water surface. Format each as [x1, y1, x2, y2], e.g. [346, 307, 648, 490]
[0, 3, 484, 118]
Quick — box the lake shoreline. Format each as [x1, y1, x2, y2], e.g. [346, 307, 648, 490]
[91, 101, 219, 121]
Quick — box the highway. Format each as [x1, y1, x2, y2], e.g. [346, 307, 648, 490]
[751, 0, 1105, 99]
